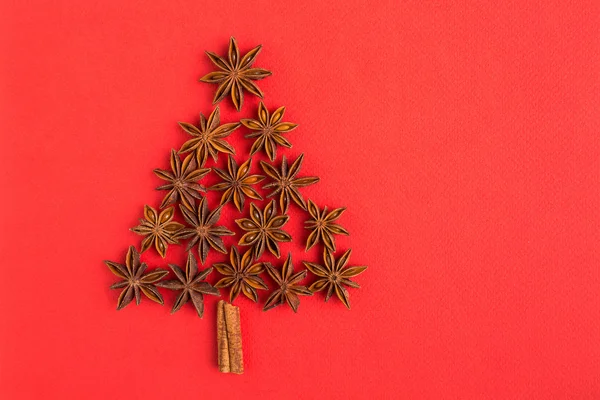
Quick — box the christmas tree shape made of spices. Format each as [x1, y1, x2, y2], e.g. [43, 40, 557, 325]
[104, 37, 367, 322]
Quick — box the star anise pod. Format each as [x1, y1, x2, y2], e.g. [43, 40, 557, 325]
[303, 249, 367, 310]
[131, 205, 184, 258]
[176, 197, 234, 264]
[241, 101, 298, 161]
[178, 106, 240, 166]
[305, 199, 349, 252]
[235, 200, 291, 260]
[209, 155, 264, 212]
[200, 37, 272, 111]
[153, 149, 210, 210]
[157, 252, 220, 318]
[105, 246, 169, 310]
[260, 154, 319, 213]
[263, 253, 312, 313]
[214, 246, 268, 303]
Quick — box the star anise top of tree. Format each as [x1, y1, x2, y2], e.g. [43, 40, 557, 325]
[178, 106, 240, 166]
[303, 249, 367, 310]
[209, 155, 264, 212]
[235, 200, 292, 260]
[157, 252, 220, 318]
[260, 154, 319, 213]
[305, 200, 349, 252]
[176, 197, 234, 264]
[105, 246, 169, 310]
[214, 246, 268, 303]
[153, 149, 210, 210]
[263, 253, 312, 313]
[131, 205, 184, 258]
[200, 37, 272, 111]
[241, 101, 298, 161]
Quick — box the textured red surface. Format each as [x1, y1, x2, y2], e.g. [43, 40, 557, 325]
[1, 1, 599, 398]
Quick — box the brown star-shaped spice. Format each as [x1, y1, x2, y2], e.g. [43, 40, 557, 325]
[176, 197, 234, 264]
[209, 155, 264, 212]
[241, 101, 298, 161]
[303, 249, 367, 310]
[131, 205, 184, 258]
[153, 149, 210, 210]
[157, 252, 220, 318]
[104, 246, 169, 310]
[214, 246, 268, 303]
[305, 199, 349, 252]
[200, 37, 272, 111]
[178, 106, 240, 166]
[263, 253, 312, 313]
[235, 200, 291, 260]
[260, 154, 320, 213]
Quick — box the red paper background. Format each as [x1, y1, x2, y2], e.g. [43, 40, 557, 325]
[1, 0, 599, 398]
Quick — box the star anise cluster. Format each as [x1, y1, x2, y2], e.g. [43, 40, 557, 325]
[105, 37, 367, 320]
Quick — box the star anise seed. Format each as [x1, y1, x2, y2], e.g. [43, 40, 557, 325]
[200, 37, 272, 111]
[209, 155, 264, 212]
[303, 249, 367, 310]
[235, 200, 292, 260]
[241, 101, 297, 161]
[260, 154, 319, 213]
[305, 199, 349, 252]
[263, 253, 312, 313]
[178, 106, 240, 166]
[157, 252, 220, 318]
[105, 246, 169, 310]
[214, 246, 268, 303]
[176, 197, 234, 264]
[154, 149, 210, 210]
[131, 205, 184, 258]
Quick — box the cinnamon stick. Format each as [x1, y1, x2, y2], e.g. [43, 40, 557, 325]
[217, 300, 244, 374]
[217, 300, 230, 373]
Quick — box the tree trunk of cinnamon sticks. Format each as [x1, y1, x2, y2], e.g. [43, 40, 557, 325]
[217, 300, 244, 374]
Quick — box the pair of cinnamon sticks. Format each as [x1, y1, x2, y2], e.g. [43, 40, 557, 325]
[217, 300, 244, 374]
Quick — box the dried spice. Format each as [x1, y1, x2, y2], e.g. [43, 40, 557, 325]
[263, 253, 312, 313]
[154, 149, 210, 210]
[214, 246, 268, 303]
[131, 205, 183, 258]
[305, 199, 349, 252]
[157, 252, 220, 318]
[209, 155, 264, 212]
[105, 39, 369, 374]
[241, 101, 297, 161]
[304, 249, 367, 309]
[217, 300, 244, 374]
[105, 246, 169, 310]
[235, 200, 292, 260]
[178, 106, 240, 166]
[260, 154, 319, 213]
[176, 198, 234, 264]
[200, 37, 272, 112]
